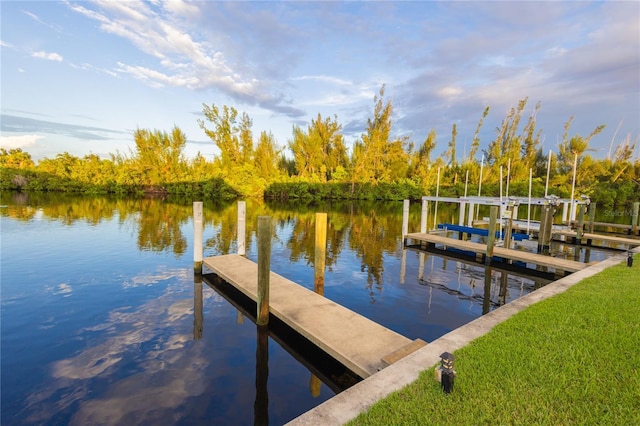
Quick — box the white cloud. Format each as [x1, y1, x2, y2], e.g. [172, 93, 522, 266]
[0, 40, 13, 48]
[32, 51, 63, 61]
[0, 134, 44, 149]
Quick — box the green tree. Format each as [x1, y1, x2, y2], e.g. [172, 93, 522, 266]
[133, 126, 188, 185]
[254, 131, 281, 180]
[198, 103, 242, 170]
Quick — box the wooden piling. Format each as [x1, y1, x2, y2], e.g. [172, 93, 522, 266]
[576, 204, 585, 242]
[538, 204, 554, 253]
[632, 202, 639, 234]
[485, 206, 498, 264]
[257, 216, 271, 325]
[193, 201, 203, 274]
[314, 213, 327, 296]
[237, 200, 246, 256]
[588, 202, 596, 234]
[420, 199, 428, 233]
[402, 200, 410, 239]
[503, 209, 514, 250]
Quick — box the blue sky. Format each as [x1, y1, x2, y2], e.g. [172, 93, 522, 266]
[1, 1, 638, 162]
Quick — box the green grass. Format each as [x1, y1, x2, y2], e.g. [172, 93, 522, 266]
[350, 254, 640, 425]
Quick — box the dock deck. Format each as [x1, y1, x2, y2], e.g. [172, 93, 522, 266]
[405, 232, 586, 273]
[552, 230, 640, 248]
[203, 254, 426, 378]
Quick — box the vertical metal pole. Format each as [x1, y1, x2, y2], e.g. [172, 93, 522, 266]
[257, 216, 271, 326]
[193, 201, 203, 274]
[476, 155, 484, 219]
[527, 168, 532, 235]
[545, 149, 552, 197]
[433, 168, 441, 230]
[314, 213, 327, 296]
[569, 152, 578, 222]
[237, 200, 246, 256]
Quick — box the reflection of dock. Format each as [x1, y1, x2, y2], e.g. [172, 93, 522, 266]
[203, 254, 426, 378]
[405, 232, 586, 274]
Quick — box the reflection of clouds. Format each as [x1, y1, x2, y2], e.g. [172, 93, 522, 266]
[23, 267, 221, 424]
[46, 282, 73, 297]
[122, 268, 189, 288]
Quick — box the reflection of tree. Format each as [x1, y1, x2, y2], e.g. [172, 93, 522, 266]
[136, 200, 189, 256]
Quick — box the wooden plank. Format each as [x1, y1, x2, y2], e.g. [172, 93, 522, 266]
[405, 233, 585, 272]
[203, 254, 418, 378]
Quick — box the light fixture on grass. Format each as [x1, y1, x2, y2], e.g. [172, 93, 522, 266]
[628, 251, 634, 268]
[439, 352, 456, 393]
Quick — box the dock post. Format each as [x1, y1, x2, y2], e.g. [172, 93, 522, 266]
[561, 202, 569, 225]
[458, 202, 466, 226]
[257, 216, 271, 326]
[588, 202, 596, 234]
[402, 200, 410, 240]
[576, 204, 585, 243]
[503, 211, 514, 250]
[314, 213, 327, 295]
[193, 201, 203, 274]
[538, 203, 554, 253]
[420, 199, 428, 233]
[632, 202, 639, 235]
[485, 206, 499, 264]
[237, 201, 246, 256]
[467, 202, 474, 227]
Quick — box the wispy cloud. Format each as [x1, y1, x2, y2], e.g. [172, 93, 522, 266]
[22, 10, 65, 33]
[67, 0, 305, 118]
[1, 115, 127, 141]
[32, 51, 63, 61]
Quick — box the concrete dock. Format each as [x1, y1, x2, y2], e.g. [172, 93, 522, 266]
[405, 232, 586, 273]
[203, 254, 426, 378]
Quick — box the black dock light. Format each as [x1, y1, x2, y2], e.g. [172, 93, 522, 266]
[439, 352, 456, 394]
[628, 251, 634, 268]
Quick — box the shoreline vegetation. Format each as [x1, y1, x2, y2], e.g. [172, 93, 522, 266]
[2, 91, 639, 205]
[349, 253, 640, 425]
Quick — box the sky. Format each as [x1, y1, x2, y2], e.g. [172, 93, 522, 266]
[1, 0, 639, 162]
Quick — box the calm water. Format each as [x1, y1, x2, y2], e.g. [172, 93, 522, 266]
[1, 192, 617, 425]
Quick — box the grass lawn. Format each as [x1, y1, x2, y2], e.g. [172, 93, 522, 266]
[350, 253, 640, 425]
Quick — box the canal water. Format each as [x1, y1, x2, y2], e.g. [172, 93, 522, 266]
[0, 192, 617, 425]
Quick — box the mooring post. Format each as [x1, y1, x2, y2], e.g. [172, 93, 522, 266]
[402, 200, 410, 241]
[193, 201, 203, 274]
[538, 203, 555, 253]
[576, 204, 586, 243]
[503, 209, 514, 250]
[632, 202, 639, 235]
[237, 200, 246, 256]
[314, 213, 327, 296]
[561, 201, 569, 225]
[420, 199, 428, 233]
[485, 206, 499, 264]
[257, 216, 271, 326]
[588, 202, 596, 234]
[458, 201, 466, 226]
[467, 202, 474, 227]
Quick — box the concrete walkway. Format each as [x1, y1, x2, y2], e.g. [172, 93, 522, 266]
[287, 246, 640, 425]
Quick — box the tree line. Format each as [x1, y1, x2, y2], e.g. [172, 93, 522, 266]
[1, 86, 639, 205]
